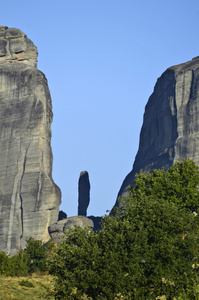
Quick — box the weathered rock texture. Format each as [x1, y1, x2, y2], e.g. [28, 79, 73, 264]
[0, 26, 61, 255]
[115, 57, 199, 207]
[78, 171, 90, 216]
[0, 26, 37, 67]
[48, 216, 94, 244]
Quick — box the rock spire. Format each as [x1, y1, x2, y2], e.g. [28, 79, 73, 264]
[78, 171, 90, 216]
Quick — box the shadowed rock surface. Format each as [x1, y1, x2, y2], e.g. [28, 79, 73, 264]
[114, 57, 199, 208]
[87, 216, 102, 231]
[48, 216, 94, 244]
[78, 171, 90, 216]
[0, 26, 61, 255]
[58, 210, 67, 220]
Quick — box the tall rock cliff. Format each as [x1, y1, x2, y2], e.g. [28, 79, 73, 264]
[0, 26, 61, 255]
[115, 57, 199, 207]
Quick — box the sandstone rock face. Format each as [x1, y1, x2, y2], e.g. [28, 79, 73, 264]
[48, 216, 94, 244]
[78, 171, 90, 216]
[0, 26, 61, 255]
[0, 26, 37, 67]
[115, 57, 199, 207]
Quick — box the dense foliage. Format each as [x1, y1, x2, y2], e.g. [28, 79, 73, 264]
[48, 159, 199, 299]
[0, 250, 29, 276]
[132, 159, 199, 212]
[24, 237, 48, 273]
[0, 237, 49, 276]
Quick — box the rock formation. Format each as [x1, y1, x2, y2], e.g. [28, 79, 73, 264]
[58, 210, 67, 220]
[0, 26, 61, 255]
[78, 171, 90, 216]
[48, 216, 94, 244]
[87, 216, 102, 231]
[115, 57, 199, 207]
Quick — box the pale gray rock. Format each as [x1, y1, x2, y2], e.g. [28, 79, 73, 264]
[78, 171, 90, 216]
[0, 26, 37, 67]
[48, 216, 94, 243]
[115, 57, 199, 208]
[0, 26, 61, 255]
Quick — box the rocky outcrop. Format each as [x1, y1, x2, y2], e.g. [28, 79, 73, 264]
[78, 171, 90, 216]
[0, 26, 37, 67]
[115, 57, 199, 207]
[0, 26, 61, 255]
[48, 216, 94, 244]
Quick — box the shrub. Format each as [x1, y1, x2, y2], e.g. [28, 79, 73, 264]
[0, 237, 52, 277]
[25, 237, 48, 273]
[0, 250, 29, 276]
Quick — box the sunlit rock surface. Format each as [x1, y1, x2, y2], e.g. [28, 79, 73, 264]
[0, 26, 61, 255]
[115, 57, 199, 208]
[48, 216, 94, 244]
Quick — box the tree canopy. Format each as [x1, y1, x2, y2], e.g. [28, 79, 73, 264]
[48, 159, 199, 299]
[131, 158, 199, 212]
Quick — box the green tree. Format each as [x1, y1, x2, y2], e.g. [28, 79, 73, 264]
[48, 227, 102, 299]
[0, 251, 9, 275]
[7, 250, 29, 276]
[25, 237, 47, 273]
[0, 250, 29, 276]
[48, 159, 199, 299]
[100, 196, 199, 299]
[132, 158, 199, 212]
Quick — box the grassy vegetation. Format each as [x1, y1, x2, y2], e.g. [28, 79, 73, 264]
[0, 275, 54, 300]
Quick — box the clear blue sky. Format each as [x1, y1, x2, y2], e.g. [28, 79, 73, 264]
[1, 1, 199, 217]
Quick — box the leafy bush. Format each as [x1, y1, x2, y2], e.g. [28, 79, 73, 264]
[0, 237, 50, 276]
[48, 159, 199, 299]
[25, 237, 48, 273]
[48, 227, 101, 299]
[0, 250, 29, 276]
[0, 251, 9, 275]
[131, 158, 199, 212]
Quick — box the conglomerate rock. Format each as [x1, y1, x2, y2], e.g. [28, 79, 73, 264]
[0, 26, 61, 255]
[115, 57, 199, 208]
